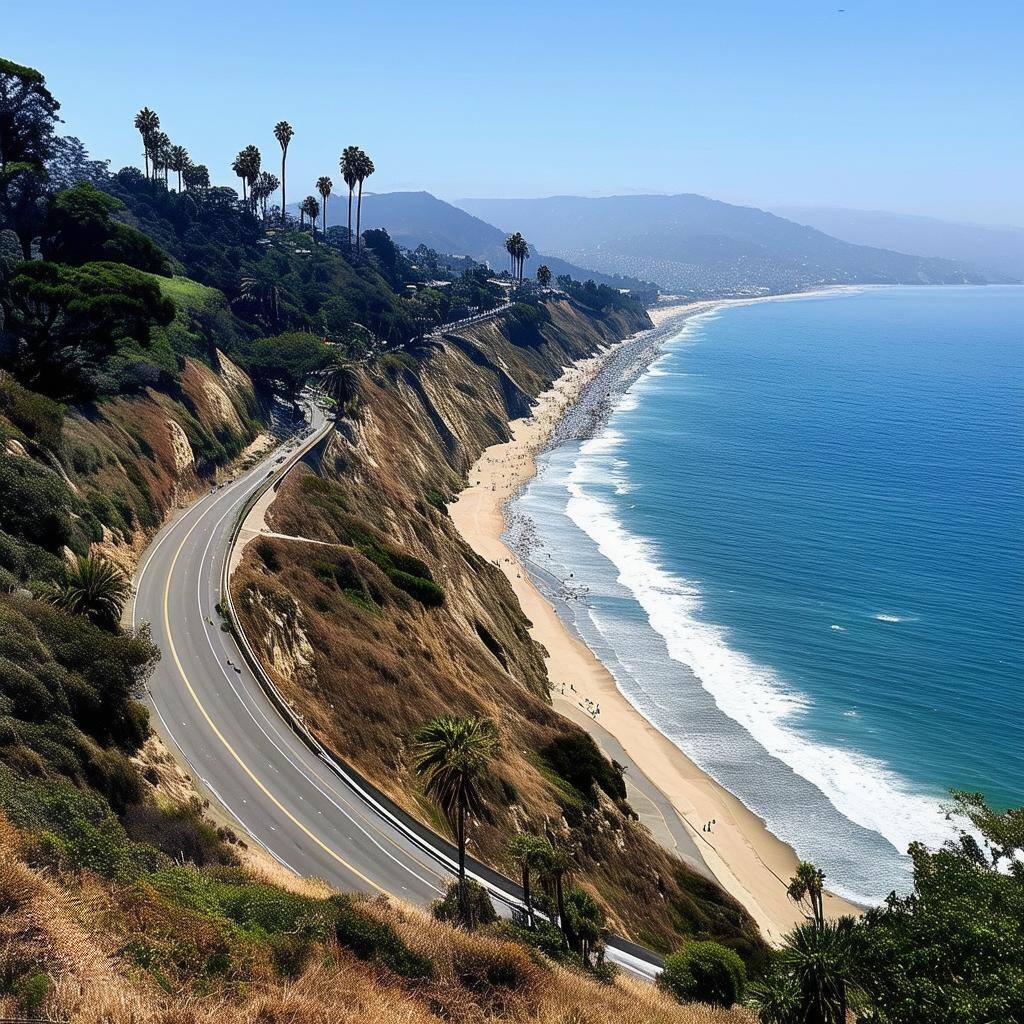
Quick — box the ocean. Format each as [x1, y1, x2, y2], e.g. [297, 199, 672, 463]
[509, 285, 1023, 904]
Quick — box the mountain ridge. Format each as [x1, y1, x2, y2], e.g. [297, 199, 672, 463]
[455, 193, 988, 297]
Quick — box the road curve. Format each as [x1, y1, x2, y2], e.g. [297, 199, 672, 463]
[130, 402, 660, 978]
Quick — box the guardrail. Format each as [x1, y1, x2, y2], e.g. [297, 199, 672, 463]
[218, 404, 663, 976]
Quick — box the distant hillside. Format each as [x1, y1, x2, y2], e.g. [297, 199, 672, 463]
[297, 191, 653, 291]
[774, 206, 1024, 283]
[457, 194, 987, 298]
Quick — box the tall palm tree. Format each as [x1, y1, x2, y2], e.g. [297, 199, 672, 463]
[340, 146, 360, 248]
[168, 145, 189, 192]
[504, 233, 516, 276]
[232, 152, 248, 203]
[776, 919, 862, 1024]
[273, 120, 294, 226]
[354, 148, 374, 252]
[508, 832, 550, 929]
[52, 555, 131, 628]
[414, 715, 498, 923]
[150, 131, 171, 186]
[133, 108, 160, 180]
[788, 860, 827, 930]
[316, 176, 333, 236]
[240, 145, 261, 212]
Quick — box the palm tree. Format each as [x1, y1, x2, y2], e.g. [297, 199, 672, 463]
[168, 145, 189, 192]
[340, 146, 360, 248]
[241, 145, 262, 212]
[539, 844, 574, 949]
[150, 131, 171, 186]
[354, 148, 374, 252]
[52, 555, 131, 628]
[232, 152, 248, 203]
[788, 860, 826, 930]
[133, 108, 160, 180]
[508, 832, 550, 929]
[414, 715, 498, 923]
[300, 195, 319, 238]
[318, 353, 360, 408]
[504, 232, 528, 282]
[516, 234, 530, 282]
[273, 121, 294, 226]
[316, 176, 333, 236]
[536, 264, 552, 288]
[776, 919, 862, 1024]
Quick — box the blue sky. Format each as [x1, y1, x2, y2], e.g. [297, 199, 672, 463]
[6, 0, 1022, 224]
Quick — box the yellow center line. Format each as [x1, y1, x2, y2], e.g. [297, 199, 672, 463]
[162, 495, 384, 893]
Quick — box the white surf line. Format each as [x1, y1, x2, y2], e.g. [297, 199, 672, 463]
[193, 492, 445, 893]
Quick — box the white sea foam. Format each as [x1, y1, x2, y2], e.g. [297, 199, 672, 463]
[831, 624, 846, 632]
[875, 613, 903, 623]
[564, 432, 960, 866]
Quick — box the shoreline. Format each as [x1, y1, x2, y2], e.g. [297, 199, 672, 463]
[450, 289, 861, 943]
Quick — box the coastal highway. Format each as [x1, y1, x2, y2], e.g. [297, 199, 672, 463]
[129, 402, 661, 979]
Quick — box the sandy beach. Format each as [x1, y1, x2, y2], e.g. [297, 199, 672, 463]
[450, 294, 861, 943]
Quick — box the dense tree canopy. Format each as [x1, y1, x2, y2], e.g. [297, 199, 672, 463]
[41, 182, 172, 274]
[0, 259, 174, 399]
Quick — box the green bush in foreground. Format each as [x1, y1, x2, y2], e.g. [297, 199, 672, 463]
[658, 940, 746, 1008]
[332, 895, 435, 979]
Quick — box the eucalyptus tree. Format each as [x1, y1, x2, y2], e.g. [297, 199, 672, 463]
[253, 171, 279, 220]
[183, 163, 210, 191]
[414, 715, 498, 924]
[354, 148, 374, 251]
[316, 175, 332, 235]
[168, 144, 189, 191]
[133, 107, 160, 179]
[340, 145, 359, 247]
[273, 120, 294, 225]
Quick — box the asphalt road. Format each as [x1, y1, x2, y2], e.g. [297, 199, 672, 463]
[130, 401, 660, 978]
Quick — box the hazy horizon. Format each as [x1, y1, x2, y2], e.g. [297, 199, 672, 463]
[6, 0, 1021, 226]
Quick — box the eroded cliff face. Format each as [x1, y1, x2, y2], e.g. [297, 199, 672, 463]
[231, 299, 764, 958]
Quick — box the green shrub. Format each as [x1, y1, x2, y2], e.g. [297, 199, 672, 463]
[16, 970, 52, 1015]
[332, 895, 434, 979]
[432, 880, 498, 930]
[657, 940, 746, 1007]
[0, 375, 64, 450]
[389, 569, 445, 606]
[541, 731, 626, 803]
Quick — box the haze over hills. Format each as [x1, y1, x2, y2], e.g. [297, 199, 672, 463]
[457, 194, 988, 298]
[299, 190, 652, 291]
[773, 207, 1024, 284]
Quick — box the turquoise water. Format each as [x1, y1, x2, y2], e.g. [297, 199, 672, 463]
[513, 286, 1023, 903]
